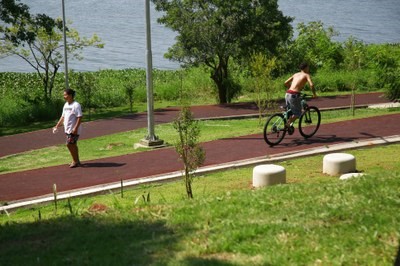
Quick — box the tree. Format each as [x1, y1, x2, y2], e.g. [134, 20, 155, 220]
[249, 52, 277, 124]
[0, 0, 32, 41]
[152, 0, 292, 103]
[0, 1, 103, 100]
[73, 72, 96, 120]
[289, 21, 343, 71]
[0, 0, 34, 56]
[0, 0, 28, 20]
[342, 37, 366, 115]
[173, 107, 205, 199]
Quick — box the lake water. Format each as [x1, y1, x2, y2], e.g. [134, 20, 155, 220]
[1, 0, 399, 72]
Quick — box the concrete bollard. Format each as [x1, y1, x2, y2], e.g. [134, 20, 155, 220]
[323, 153, 356, 176]
[253, 164, 286, 188]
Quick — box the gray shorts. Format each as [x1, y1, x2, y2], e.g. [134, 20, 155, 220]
[66, 133, 80, 145]
[285, 93, 302, 117]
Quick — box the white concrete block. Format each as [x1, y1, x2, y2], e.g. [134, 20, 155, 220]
[253, 164, 286, 188]
[323, 153, 356, 176]
[340, 173, 364, 180]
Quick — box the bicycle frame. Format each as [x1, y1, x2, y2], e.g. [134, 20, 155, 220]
[263, 93, 321, 146]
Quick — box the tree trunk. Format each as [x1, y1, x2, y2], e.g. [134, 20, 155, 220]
[185, 168, 193, 199]
[351, 86, 356, 116]
[182, 147, 193, 199]
[213, 78, 227, 104]
[211, 57, 229, 104]
[48, 65, 59, 98]
[41, 61, 51, 100]
[42, 76, 49, 101]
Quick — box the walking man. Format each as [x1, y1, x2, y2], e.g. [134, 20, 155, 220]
[53, 88, 83, 168]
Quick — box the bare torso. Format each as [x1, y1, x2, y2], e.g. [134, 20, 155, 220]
[284, 71, 313, 93]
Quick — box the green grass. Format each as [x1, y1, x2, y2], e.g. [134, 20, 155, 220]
[1, 107, 399, 174]
[1, 144, 399, 265]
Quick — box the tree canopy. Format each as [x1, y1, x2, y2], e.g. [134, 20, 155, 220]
[1, 0, 103, 100]
[152, 0, 293, 103]
[0, 0, 34, 47]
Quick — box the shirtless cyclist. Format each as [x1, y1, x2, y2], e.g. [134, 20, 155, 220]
[284, 62, 317, 131]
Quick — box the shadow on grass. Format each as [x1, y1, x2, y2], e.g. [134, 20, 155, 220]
[182, 257, 237, 266]
[0, 215, 240, 265]
[0, 215, 176, 265]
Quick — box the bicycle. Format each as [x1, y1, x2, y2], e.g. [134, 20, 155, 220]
[263, 94, 321, 146]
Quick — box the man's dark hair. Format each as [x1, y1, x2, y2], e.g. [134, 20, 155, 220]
[64, 88, 76, 98]
[299, 62, 309, 70]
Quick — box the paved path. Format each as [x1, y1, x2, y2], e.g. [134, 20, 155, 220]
[0, 92, 399, 204]
[0, 92, 389, 157]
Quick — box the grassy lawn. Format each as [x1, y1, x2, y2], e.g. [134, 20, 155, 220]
[1, 107, 399, 174]
[1, 144, 399, 265]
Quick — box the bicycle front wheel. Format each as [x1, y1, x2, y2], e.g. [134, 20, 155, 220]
[299, 106, 321, 138]
[263, 113, 287, 146]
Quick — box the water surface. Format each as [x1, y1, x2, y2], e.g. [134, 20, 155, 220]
[1, 0, 399, 72]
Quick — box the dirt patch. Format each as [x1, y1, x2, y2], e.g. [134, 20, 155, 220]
[88, 203, 108, 213]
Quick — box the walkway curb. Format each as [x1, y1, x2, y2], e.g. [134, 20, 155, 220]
[197, 102, 395, 121]
[2, 134, 399, 213]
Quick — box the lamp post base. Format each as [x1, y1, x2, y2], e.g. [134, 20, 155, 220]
[134, 138, 165, 149]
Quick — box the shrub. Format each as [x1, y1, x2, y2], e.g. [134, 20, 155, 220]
[314, 69, 377, 93]
[180, 67, 216, 104]
[154, 70, 181, 101]
[30, 99, 64, 122]
[0, 96, 29, 127]
[0, 96, 62, 127]
[383, 67, 400, 101]
[368, 44, 400, 100]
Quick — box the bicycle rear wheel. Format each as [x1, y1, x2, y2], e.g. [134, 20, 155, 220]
[299, 106, 321, 138]
[263, 113, 287, 146]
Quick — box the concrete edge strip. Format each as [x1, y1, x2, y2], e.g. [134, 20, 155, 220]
[2, 134, 400, 213]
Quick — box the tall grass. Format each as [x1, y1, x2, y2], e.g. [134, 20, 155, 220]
[314, 68, 378, 92]
[0, 95, 64, 127]
[0, 67, 217, 128]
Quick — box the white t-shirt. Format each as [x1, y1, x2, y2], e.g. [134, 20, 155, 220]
[62, 101, 83, 135]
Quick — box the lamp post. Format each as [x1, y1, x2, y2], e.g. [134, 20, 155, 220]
[61, 0, 69, 89]
[140, 0, 164, 147]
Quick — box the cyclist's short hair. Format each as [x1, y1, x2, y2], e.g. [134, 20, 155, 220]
[299, 62, 309, 70]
